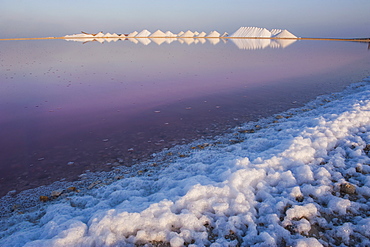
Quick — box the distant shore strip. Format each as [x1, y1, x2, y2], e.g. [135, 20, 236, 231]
[1, 36, 369, 42]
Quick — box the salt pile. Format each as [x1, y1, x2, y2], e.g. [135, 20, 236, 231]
[164, 31, 177, 38]
[1, 74, 370, 246]
[207, 31, 221, 38]
[136, 29, 151, 37]
[230, 27, 272, 38]
[196, 31, 207, 37]
[179, 30, 195, 38]
[270, 29, 283, 36]
[230, 27, 297, 38]
[274, 30, 297, 39]
[150, 30, 166, 38]
[127, 31, 138, 37]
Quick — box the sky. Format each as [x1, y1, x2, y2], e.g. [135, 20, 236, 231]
[1, 0, 370, 39]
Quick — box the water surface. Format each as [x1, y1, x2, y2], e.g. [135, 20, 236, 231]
[0, 38, 369, 196]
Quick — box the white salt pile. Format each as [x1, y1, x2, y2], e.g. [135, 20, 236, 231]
[230, 27, 297, 38]
[150, 30, 166, 38]
[230, 27, 272, 38]
[207, 31, 221, 38]
[1, 74, 370, 246]
[164, 31, 177, 38]
[197, 31, 207, 37]
[136, 29, 151, 37]
[274, 30, 297, 39]
[127, 31, 138, 37]
[270, 29, 283, 36]
[179, 30, 195, 38]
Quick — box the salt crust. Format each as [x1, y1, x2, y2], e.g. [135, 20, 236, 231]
[1, 78, 370, 246]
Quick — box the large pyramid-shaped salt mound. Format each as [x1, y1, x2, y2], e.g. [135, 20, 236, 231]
[207, 31, 220, 38]
[177, 31, 184, 36]
[150, 30, 166, 37]
[230, 27, 271, 38]
[136, 30, 151, 37]
[275, 29, 297, 38]
[179, 30, 195, 37]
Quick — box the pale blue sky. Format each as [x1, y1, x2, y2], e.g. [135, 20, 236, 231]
[1, 0, 369, 38]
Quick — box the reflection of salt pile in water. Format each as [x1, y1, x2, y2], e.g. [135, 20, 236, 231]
[231, 38, 297, 50]
[64, 26, 298, 49]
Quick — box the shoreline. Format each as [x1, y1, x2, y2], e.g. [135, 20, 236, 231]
[1, 36, 369, 42]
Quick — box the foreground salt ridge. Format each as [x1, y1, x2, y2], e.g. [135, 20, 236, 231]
[63, 26, 298, 49]
[1, 78, 370, 246]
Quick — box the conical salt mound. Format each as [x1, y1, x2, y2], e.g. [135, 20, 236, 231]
[207, 31, 220, 38]
[177, 31, 184, 36]
[136, 29, 151, 37]
[180, 30, 194, 37]
[230, 27, 271, 38]
[275, 30, 297, 38]
[150, 30, 166, 37]
[94, 32, 105, 37]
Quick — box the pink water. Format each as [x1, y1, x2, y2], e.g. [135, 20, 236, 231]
[0, 39, 369, 196]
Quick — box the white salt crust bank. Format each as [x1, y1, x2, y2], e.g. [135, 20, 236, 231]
[1, 77, 370, 246]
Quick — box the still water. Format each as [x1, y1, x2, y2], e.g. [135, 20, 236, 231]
[0, 38, 369, 196]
